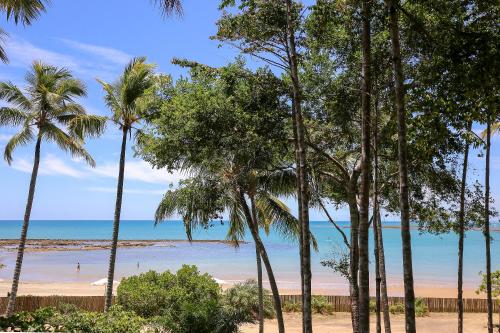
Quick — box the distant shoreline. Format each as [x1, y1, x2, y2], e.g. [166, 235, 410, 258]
[0, 239, 244, 252]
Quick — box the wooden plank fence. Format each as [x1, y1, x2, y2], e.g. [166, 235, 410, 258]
[280, 295, 499, 313]
[0, 295, 497, 314]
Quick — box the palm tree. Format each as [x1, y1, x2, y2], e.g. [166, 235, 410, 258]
[155, 167, 316, 333]
[0, 61, 106, 316]
[97, 57, 155, 311]
[0, 0, 49, 63]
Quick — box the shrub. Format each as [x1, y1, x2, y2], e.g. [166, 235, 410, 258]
[117, 265, 250, 333]
[0, 306, 148, 333]
[389, 298, 428, 317]
[222, 279, 274, 321]
[282, 301, 301, 312]
[311, 296, 334, 315]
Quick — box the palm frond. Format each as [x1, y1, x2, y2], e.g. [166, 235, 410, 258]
[0, 82, 32, 110]
[256, 194, 318, 251]
[2, 0, 49, 26]
[0, 28, 8, 63]
[0, 107, 28, 126]
[67, 114, 107, 140]
[152, 0, 183, 17]
[40, 122, 96, 167]
[226, 195, 246, 246]
[4, 124, 34, 164]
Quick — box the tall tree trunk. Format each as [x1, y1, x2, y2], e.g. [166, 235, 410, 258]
[104, 127, 128, 311]
[255, 247, 264, 333]
[484, 113, 493, 333]
[374, 94, 392, 333]
[373, 211, 382, 333]
[284, 1, 312, 331]
[5, 136, 42, 317]
[250, 197, 265, 333]
[457, 121, 471, 333]
[245, 194, 285, 333]
[377, 210, 392, 333]
[385, 1, 416, 331]
[358, 0, 372, 330]
[348, 195, 360, 333]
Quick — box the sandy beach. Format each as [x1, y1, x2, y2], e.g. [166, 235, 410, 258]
[240, 313, 491, 333]
[0, 280, 485, 299]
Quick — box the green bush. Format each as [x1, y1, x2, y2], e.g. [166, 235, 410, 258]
[0, 306, 149, 333]
[311, 296, 334, 315]
[222, 279, 274, 321]
[117, 265, 250, 333]
[282, 301, 301, 312]
[389, 298, 428, 317]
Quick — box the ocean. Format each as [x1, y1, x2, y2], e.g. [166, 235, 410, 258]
[0, 220, 497, 294]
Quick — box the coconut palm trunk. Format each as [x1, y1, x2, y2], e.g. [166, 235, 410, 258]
[255, 247, 264, 333]
[376, 210, 391, 333]
[243, 193, 284, 333]
[250, 196, 265, 333]
[484, 113, 493, 333]
[104, 127, 128, 311]
[385, 1, 416, 331]
[457, 121, 471, 333]
[5, 136, 42, 316]
[358, 0, 372, 330]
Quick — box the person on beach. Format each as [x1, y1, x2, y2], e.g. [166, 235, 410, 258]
[77, 262, 80, 272]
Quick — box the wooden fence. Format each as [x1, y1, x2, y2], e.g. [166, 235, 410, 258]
[0, 295, 497, 314]
[281, 295, 499, 313]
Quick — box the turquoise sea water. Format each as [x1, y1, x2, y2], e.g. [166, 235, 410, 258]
[0, 220, 497, 293]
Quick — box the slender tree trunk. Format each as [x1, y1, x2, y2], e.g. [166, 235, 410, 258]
[457, 121, 471, 333]
[373, 94, 392, 333]
[250, 197, 265, 333]
[377, 210, 392, 333]
[348, 195, 360, 333]
[385, 1, 416, 331]
[104, 127, 128, 311]
[484, 113, 493, 333]
[245, 194, 285, 333]
[373, 211, 382, 333]
[5, 136, 42, 317]
[359, 0, 372, 330]
[284, 1, 312, 331]
[255, 247, 264, 333]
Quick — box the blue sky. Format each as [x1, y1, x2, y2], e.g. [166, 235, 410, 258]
[0, 1, 498, 221]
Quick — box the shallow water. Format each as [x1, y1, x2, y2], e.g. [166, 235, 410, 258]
[0, 220, 497, 291]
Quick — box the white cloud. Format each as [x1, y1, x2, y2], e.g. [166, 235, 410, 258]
[11, 154, 84, 178]
[60, 39, 131, 66]
[0, 134, 11, 142]
[4, 36, 127, 80]
[90, 160, 183, 185]
[86, 187, 166, 195]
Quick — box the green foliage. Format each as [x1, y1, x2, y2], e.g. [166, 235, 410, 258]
[117, 265, 250, 333]
[282, 301, 301, 312]
[311, 296, 334, 315]
[0, 62, 106, 166]
[389, 298, 428, 317]
[0, 306, 148, 333]
[477, 270, 500, 299]
[222, 279, 274, 321]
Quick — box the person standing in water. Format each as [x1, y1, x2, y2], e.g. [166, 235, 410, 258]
[77, 262, 80, 272]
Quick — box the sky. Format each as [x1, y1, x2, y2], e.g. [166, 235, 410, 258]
[0, 1, 498, 221]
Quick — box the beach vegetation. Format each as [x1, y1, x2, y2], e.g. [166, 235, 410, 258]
[311, 296, 334, 315]
[97, 57, 156, 311]
[117, 265, 254, 333]
[0, 62, 106, 316]
[222, 279, 275, 321]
